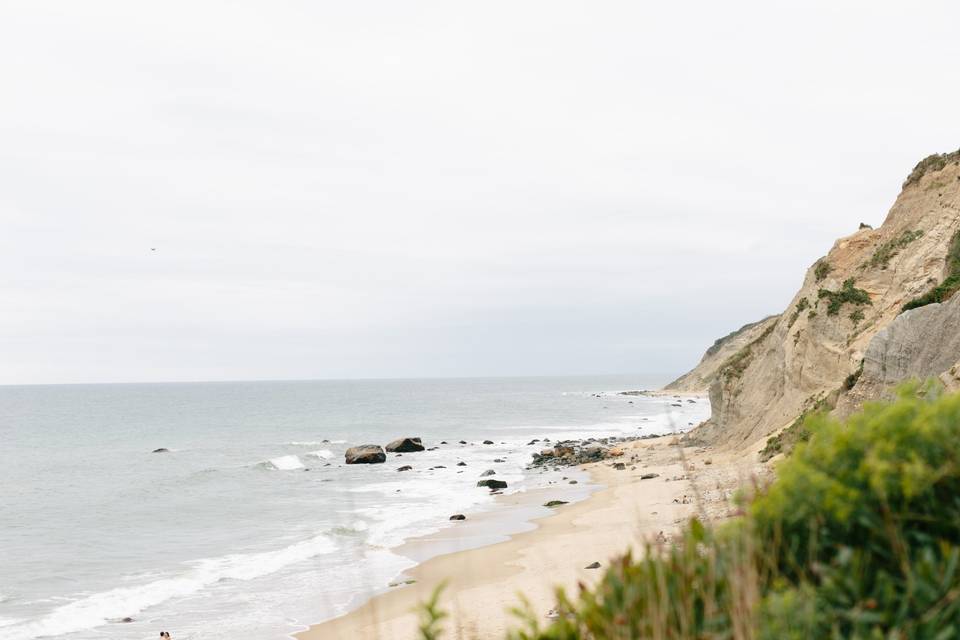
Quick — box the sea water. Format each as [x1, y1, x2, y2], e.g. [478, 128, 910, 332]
[0, 376, 709, 640]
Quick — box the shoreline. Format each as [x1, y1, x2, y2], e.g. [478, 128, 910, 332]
[295, 426, 765, 639]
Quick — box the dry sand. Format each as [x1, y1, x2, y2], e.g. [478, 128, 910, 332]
[296, 435, 768, 640]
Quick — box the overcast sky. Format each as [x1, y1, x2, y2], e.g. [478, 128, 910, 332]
[2, 1, 959, 385]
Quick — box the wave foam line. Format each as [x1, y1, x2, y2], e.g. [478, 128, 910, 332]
[4, 534, 337, 640]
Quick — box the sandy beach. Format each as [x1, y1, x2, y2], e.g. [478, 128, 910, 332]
[297, 429, 769, 640]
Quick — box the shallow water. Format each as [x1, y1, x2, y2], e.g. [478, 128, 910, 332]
[0, 375, 709, 639]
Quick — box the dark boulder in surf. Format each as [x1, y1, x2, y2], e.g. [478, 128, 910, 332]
[345, 445, 386, 464]
[397, 465, 413, 472]
[479, 469, 496, 477]
[152, 448, 169, 453]
[449, 514, 466, 520]
[477, 478, 508, 490]
[385, 437, 425, 453]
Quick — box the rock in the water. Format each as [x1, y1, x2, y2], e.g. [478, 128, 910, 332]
[345, 445, 386, 464]
[543, 500, 568, 507]
[152, 448, 169, 453]
[449, 514, 466, 520]
[493, 458, 505, 463]
[640, 472, 660, 479]
[613, 462, 626, 470]
[459, 440, 468, 444]
[385, 437, 425, 453]
[479, 469, 496, 477]
[456, 461, 467, 466]
[482, 440, 494, 445]
[585, 561, 601, 569]
[397, 465, 413, 472]
[477, 479, 508, 490]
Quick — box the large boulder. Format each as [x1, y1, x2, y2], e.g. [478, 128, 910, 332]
[345, 445, 386, 464]
[477, 479, 508, 490]
[385, 437, 425, 453]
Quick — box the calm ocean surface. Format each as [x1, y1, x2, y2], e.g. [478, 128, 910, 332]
[0, 375, 709, 640]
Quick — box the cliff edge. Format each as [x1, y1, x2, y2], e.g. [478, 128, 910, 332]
[674, 149, 960, 448]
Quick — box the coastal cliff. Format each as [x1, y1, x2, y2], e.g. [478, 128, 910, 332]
[676, 149, 960, 447]
[664, 315, 779, 393]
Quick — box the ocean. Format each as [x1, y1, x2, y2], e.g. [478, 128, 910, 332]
[0, 375, 709, 640]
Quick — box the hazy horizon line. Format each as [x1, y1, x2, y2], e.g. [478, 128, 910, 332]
[0, 370, 682, 389]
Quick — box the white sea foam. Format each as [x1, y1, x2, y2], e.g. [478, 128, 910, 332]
[263, 455, 304, 470]
[2, 534, 338, 640]
[0, 616, 23, 628]
[287, 441, 328, 446]
[305, 449, 333, 460]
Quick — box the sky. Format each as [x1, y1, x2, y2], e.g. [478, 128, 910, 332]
[2, 1, 959, 385]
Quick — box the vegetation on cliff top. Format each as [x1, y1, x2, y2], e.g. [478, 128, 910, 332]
[813, 259, 832, 282]
[702, 316, 777, 358]
[903, 148, 960, 188]
[419, 386, 960, 639]
[719, 321, 777, 383]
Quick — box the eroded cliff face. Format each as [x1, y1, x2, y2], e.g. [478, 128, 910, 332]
[679, 150, 960, 448]
[836, 294, 960, 414]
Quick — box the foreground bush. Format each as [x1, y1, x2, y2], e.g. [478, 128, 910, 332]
[420, 385, 960, 639]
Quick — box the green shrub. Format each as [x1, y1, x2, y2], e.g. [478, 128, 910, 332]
[818, 278, 872, 316]
[865, 229, 924, 270]
[719, 322, 777, 383]
[420, 386, 960, 640]
[751, 385, 960, 637]
[849, 308, 865, 327]
[788, 298, 810, 328]
[814, 259, 832, 282]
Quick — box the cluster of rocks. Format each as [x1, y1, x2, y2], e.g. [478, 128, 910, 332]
[528, 435, 661, 470]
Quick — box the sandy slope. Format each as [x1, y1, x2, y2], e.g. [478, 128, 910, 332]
[296, 434, 768, 640]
